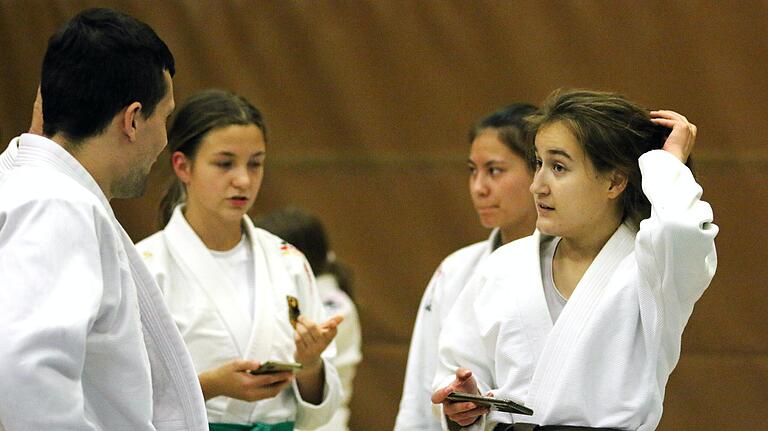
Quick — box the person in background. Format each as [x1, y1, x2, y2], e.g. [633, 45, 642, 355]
[433, 90, 717, 430]
[137, 89, 343, 431]
[256, 206, 363, 431]
[0, 8, 207, 430]
[394, 103, 539, 430]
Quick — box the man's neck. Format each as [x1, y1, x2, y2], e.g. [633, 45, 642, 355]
[51, 134, 115, 200]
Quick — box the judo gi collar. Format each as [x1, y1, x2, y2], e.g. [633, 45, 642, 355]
[526, 223, 636, 420]
[15, 133, 111, 213]
[490, 228, 503, 252]
[0, 136, 20, 173]
[162, 205, 281, 363]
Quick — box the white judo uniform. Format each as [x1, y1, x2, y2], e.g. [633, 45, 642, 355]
[0, 134, 207, 431]
[137, 206, 343, 428]
[395, 230, 499, 431]
[435, 150, 718, 430]
[0, 138, 18, 172]
[302, 274, 363, 431]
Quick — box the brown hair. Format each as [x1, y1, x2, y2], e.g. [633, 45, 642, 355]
[158, 89, 266, 227]
[469, 103, 538, 162]
[526, 89, 691, 227]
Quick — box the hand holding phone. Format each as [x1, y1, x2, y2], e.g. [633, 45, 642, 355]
[249, 360, 303, 375]
[432, 367, 487, 427]
[199, 359, 294, 402]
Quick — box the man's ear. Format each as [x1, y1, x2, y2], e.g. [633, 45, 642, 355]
[607, 170, 628, 199]
[29, 86, 44, 135]
[171, 151, 192, 184]
[121, 102, 143, 142]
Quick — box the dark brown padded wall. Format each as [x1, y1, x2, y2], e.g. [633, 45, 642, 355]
[1, 1, 766, 429]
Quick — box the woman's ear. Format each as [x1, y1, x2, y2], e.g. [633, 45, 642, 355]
[607, 170, 628, 199]
[171, 151, 192, 184]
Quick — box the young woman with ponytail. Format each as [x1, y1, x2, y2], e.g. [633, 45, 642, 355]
[137, 89, 343, 431]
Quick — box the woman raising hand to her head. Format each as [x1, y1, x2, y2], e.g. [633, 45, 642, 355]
[433, 90, 717, 430]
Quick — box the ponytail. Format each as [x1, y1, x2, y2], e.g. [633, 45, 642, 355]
[158, 178, 186, 228]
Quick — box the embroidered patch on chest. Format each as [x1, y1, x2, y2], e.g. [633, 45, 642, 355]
[287, 295, 301, 328]
[280, 242, 302, 256]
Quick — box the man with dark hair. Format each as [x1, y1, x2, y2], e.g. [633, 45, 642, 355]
[0, 8, 207, 430]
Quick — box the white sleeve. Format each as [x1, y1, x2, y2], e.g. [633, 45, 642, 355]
[635, 150, 718, 360]
[0, 199, 106, 430]
[291, 257, 344, 429]
[394, 266, 445, 431]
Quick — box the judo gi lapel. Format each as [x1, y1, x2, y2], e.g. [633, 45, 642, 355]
[14, 136, 207, 429]
[498, 232, 554, 364]
[240, 218, 279, 362]
[163, 206, 252, 357]
[518, 232, 556, 362]
[222, 220, 286, 421]
[478, 232, 552, 401]
[120, 222, 208, 430]
[526, 223, 635, 418]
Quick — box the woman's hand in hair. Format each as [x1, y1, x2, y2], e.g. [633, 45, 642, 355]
[432, 368, 490, 427]
[650, 110, 697, 163]
[198, 359, 293, 401]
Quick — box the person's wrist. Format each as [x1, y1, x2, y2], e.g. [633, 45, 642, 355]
[298, 358, 323, 376]
[199, 370, 222, 399]
[447, 415, 481, 429]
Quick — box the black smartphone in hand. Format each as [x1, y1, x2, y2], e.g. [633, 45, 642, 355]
[446, 392, 533, 415]
[249, 361, 303, 375]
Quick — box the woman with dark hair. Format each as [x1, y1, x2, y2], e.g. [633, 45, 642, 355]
[432, 90, 718, 430]
[255, 207, 362, 431]
[136, 89, 343, 430]
[394, 103, 539, 430]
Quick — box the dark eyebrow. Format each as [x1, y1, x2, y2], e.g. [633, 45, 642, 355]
[214, 150, 266, 158]
[467, 158, 506, 166]
[546, 148, 573, 161]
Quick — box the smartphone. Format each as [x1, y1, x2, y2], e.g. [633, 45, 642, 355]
[249, 360, 303, 375]
[446, 392, 533, 415]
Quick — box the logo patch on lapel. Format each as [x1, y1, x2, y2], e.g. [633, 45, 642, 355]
[287, 295, 301, 328]
[280, 242, 301, 256]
